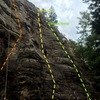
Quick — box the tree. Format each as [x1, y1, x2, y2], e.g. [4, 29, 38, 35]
[75, 10, 100, 75]
[41, 6, 58, 26]
[76, 11, 91, 45]
[41, 8, 47, 17]
[83, 0, 100, 35]
[48, 6, 58, 23]
[84, 34, 100, 75]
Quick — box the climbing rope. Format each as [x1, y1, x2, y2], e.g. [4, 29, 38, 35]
[0, 0, 23, 99]
[4, 33, 10, 100]
[4, 0, 12, 99]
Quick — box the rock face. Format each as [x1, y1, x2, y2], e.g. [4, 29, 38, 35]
[0, 0, 99, 100]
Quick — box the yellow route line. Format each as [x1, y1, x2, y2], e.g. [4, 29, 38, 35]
[0, 0, 23, 71]
[46, 20, 91, 100]
[37, 9, 56, 100]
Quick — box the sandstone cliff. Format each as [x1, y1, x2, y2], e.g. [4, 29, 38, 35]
[0, 0, 99, 100]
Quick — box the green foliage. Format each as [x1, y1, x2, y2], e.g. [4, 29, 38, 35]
[77, 11, 91, 45]
[73, 34, 100, 75]
[41, 6, 58, 27]
[48, 6, 58, 23]
[84, 34, 100, 75]
[75, 10, 100, 76]
[83, 0, 100, 35]
[41, 8, 47, 16]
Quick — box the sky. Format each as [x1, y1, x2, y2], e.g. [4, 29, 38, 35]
[28, 0, 88, 41]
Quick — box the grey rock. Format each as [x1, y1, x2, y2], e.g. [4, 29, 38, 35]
[0, 0, 98, 100]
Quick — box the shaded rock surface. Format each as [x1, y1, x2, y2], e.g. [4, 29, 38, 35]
[0, 0, 99, 99]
